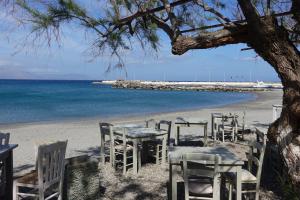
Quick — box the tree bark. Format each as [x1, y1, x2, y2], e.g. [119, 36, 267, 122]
[238, 0, 300, 193]
[172, 25, 249, 55]
[171, 0, 300, 194]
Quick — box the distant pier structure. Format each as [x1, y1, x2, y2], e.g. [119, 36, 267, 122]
[93, 80, 283, 92]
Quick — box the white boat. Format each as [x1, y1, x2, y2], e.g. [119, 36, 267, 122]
[253, 81, 269, 88]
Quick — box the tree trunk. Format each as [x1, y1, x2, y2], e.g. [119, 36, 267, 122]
[237, 0, 300, 194]
[255, 19, 300, 196]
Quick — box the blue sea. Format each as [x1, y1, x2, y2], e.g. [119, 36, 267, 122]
[0, 80, 256, 124]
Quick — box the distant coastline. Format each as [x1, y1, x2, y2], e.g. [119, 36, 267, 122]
[95, 80, 283, 92]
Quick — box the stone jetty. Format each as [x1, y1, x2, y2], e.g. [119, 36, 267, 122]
[94, 80, 283, 92]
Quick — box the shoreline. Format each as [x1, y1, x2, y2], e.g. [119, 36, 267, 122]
[1, 90, 282, 176]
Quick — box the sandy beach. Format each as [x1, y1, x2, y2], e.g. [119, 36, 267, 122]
[0, 90, 282, 176]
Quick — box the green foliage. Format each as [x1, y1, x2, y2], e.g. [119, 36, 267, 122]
[10, 0, 300, 66]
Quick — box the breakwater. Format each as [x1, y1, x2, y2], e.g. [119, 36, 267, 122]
[96, 80, 282, 92]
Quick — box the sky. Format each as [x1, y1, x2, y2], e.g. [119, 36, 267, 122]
[0, 8, 281, 82]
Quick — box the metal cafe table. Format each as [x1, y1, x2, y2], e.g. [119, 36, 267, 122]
[175, 117, 208, 146]
[168, 146, 244, 200]
[100, 124, 168, 174]
[0, 144, 18, 200]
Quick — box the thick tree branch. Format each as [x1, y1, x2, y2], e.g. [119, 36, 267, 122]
[172, 25, 248, 55]
[238, 0, 261, 20]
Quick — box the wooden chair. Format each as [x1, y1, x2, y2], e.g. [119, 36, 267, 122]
[145, 119, 159, 129]
[217, 115, 236, 142]
[234, 112, 246, 141]
[0, 132, 10, 145]
[0, 132, 10, 196]
[226, 137, 266, 200]
[99, 122, 113, 164]
[151, 120, 172, 164]
[110, 126, 136, 175]
[183, 153, 222, 200]
[14, 141, 67, 200]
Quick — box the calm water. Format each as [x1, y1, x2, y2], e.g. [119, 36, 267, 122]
[0, 80, 255, 124]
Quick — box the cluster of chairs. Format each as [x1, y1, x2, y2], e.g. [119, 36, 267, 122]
[1, 110, 266, 200]
[215, 112, 247, 142]
[99, 119, 172, 175]
[182, 129, 266, 200]
[0, 132, 67, 200]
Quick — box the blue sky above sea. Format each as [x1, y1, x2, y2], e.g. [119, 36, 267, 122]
[0, 7, 280, 82]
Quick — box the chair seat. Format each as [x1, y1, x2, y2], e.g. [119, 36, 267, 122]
[114, 144, 133, 151]
[189, 180, 213, 195]
[17, 171, 38, 185]
[227, 169, 257, 182]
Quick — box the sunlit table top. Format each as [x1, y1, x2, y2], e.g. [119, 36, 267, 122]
[113, 124, 167, 138]
[168, 146, 244, 165]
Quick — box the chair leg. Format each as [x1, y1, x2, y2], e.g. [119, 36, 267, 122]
[156, 145, 160, 165]
[13, 183, 18, 200]
[138, 146, 141, 170]
[255, 188, 260, 200]
[58, 179, 63, 200]
[222, 132, 225, 142]
[228, 183, 232, 200]
[39, 188, 44, 200]
[123, 149, 127, 175]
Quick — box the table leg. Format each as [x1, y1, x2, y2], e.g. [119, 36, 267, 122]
[170, 164, 177, 200]
[211, 115, 215, 141]
[236, 166, 242, 200]
[4, 151, 13, 200]
[110, 134, 115, 167]
[213, 173, 221, 200]
[138, 145, 142, 170]
[162, 134, 167, 165]
[100, 132, 105, 164]
[133, 140, 138, 175]
[176, 126, 180, 145]
[203, 124, 208, 146]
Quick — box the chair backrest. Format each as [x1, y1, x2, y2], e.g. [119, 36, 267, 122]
[247, 140, 266, 184]
[183, 153, 221, 200]
[145, 119, 158, 129]
[232, 112, 245, 128]
[0, 132, 9, 145]
[37, 141, 67, 191]
[255, 128, 267, 145]
[157, 120, 172, 145]
[99, 122, 113, 136]
[221, 114, 236, 129]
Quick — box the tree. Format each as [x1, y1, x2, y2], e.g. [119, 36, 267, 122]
[3, 0, 300, 195]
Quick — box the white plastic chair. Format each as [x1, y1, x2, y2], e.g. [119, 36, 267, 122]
[14, 141, 67, 200]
